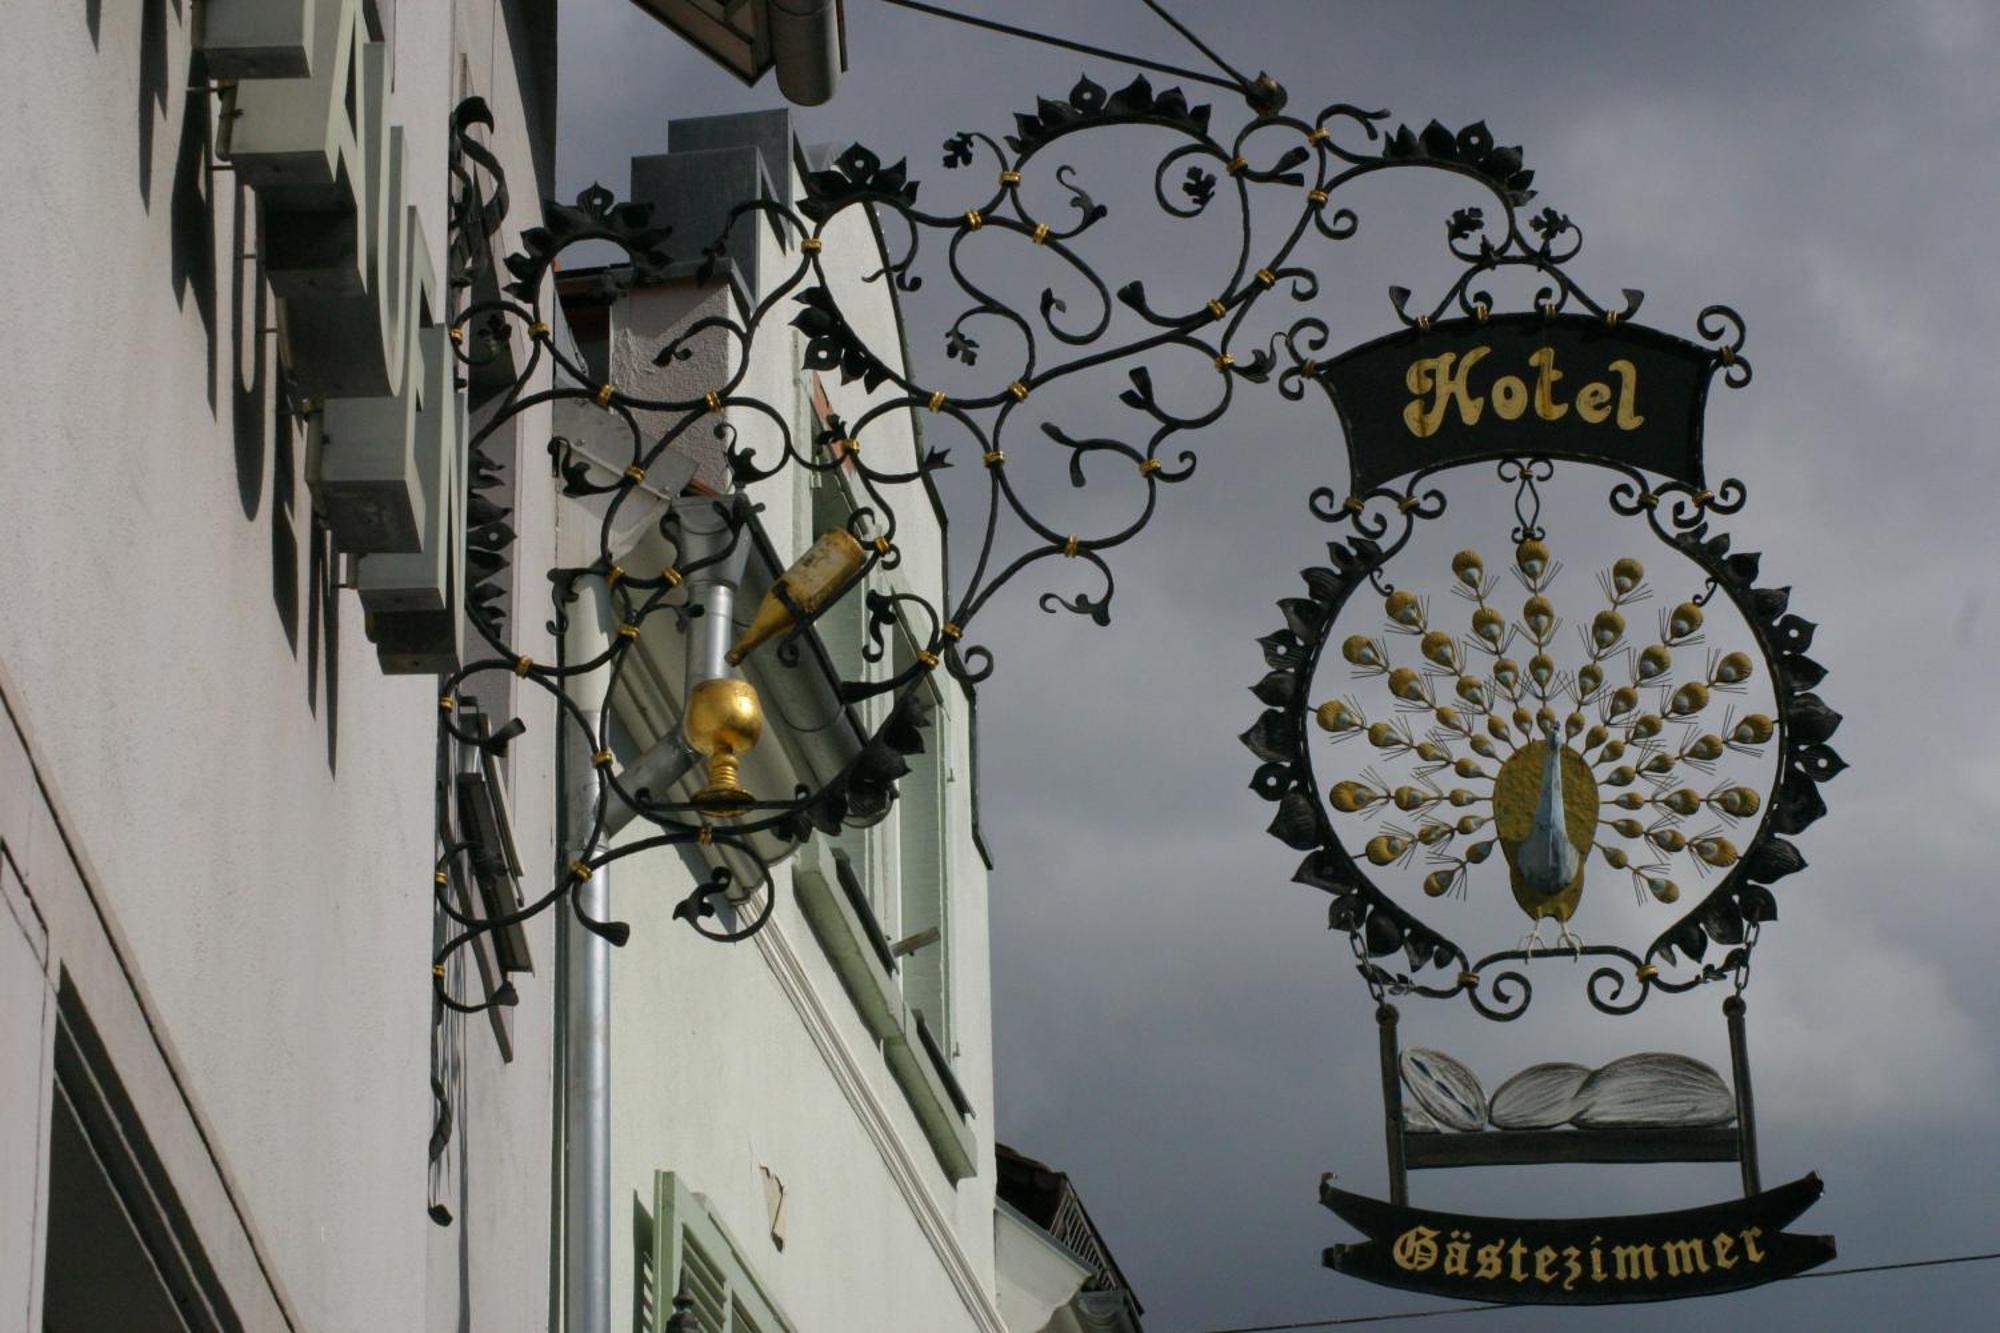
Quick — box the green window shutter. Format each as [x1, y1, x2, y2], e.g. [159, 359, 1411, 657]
[654, 1172, 795, 1333]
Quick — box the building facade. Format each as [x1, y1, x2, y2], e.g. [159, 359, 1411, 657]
[0, 4, 1138, 1330]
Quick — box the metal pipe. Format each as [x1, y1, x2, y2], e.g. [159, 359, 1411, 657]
[680, 499, 747, 686]
[770, 0, 843, 106]
[1724, 994, 1761, 1196]
[561, 578, 614, 1333]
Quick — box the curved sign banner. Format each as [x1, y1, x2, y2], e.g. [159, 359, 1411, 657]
[1314, 314, 1719, 494]
[1321, 1173, 1834, 1305]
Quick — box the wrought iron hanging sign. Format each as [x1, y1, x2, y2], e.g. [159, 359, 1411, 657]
[416, 16, 1841, 1292]
[1242, 169, 1841, 1302]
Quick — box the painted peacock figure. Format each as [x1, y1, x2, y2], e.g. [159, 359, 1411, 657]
[1314, 536, 1773, 953]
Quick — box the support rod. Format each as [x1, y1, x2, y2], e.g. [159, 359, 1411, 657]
[1725, 994, 1761, 1196]
[1376, 1003, 1408, 1207]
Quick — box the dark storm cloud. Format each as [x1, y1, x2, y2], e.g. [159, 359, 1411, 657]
[558, 3, 2000, 1327]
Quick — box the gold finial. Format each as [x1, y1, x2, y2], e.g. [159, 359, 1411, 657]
[1008, 380, 1030, 401]
[684, 677, 765, 816]
[999, 169, 1023, 185]
[1032, 223, 1050, 245]
[596, 383, 615, 407]
[964, 208, 984, 229]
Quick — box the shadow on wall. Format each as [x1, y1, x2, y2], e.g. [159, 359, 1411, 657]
[106, 1, 344, 771]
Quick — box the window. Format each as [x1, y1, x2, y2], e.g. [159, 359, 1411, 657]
[652, 1172, 794, 1333]
[893, 652, 949, 1053]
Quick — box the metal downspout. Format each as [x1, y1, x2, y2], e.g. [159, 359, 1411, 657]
[561, 578, 613, 1333]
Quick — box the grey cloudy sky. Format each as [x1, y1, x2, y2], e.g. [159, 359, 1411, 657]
[560, 2, 2000, 1328]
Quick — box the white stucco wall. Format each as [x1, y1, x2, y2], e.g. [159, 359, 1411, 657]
[0, 4, 558, 1330]
[596, 157, 1002, 1330]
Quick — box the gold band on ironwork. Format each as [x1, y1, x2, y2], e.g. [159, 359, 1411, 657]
[697, 825, 714, 847]
[1693, 490, 1714, 506]
[1008, 380, 1030, 402]
[435, 870, 450, 886]
[1604, 309, 1622, 328]
[1207, 299, 1227, 320]
[1638, 492, 1660, 510]
[1458, 970, 1480, 988]
[801, 237, 823, 254]
[1214, 353, 1234, 371]
[1031, 223, 1050, 245]
[983, 450, 1006, 467]
[448, 326, 465, 344]
[1474, 301, 1490, 324]
[941, 622, 963, 640]
[570, 861, 593, 881]
[873, 535, 891, 555]
[529, 322, 552, 339]
[617, 623, 641, 640]
[1299, 358, 1317, 376]
[1416, 315, 1432, 332]
[596, 383, 615, 407]
[1225, 156, 1248, 176]
[433, 964, 446, 979]
[1139, 458, 1163, 476]
[1636, 964, 1660, 981]
[1539, 301, 1557, 319]
[1063, 535, 1080, 558]
[439, 696, 455, 713]
[999, 170, 1022, 185]
[624, 464, 646, 484]
[964, 208, 984, 229]
[1342, 495, 1365, 514]
[514, 656, 535, 676]
[1256, 268, 1276, 287]
[1719, 345, 1737, 365]
[592, 750, 615, 767]
[917, 650, 939, 670]
[705, 391, 722, 413]
[1399, 494, 1422, 513]
[607, 565, 626, 587]
[1308, 189, 1329, 205]
[1309, 126, 1331, 143]
[662, 566, 684, 587]
[927, 390, 948, 413]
